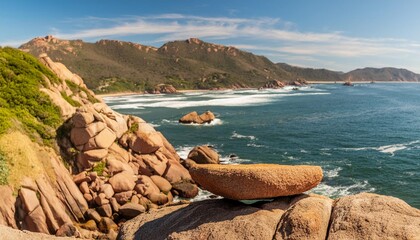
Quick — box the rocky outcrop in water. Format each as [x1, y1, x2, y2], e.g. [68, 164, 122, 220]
[151, 84, 177, 94]
[187, 146, 219, 164]
[189, 163, 323, 200]
[179, 111, 215, 124]
[261, 80, 285, 89]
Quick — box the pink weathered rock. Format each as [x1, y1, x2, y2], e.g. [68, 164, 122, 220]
[95, 193, 110, 206]
[50, 155, 88, 221]
[100, 184, 115, 199]
[86, 209, 101, 223]
[119, 203, 146, 219]
[83, 137, 100, 151]
[85, 122, 107, 137]
[275, 194, 333, 240]
[94, 103, 128, 138]
[118, 196, 296, 240]
[94, 127, 116, 149]
[328, 193, 420, 240]
[199, 111, 215, 123]
[163, 160, 192, 184]
[19, 188, 39, 213]
[98, 216, 118, 233]
[79, 181, 89, 194]
[72, 112, 95, 128]
[108, 143, 130, 163]
[109, 172, 136, 193]
[106, 156, 133, 175]
[114, 191, 133, 205]
[189, 164, 323, 200]
[135, 122, 156, 134]
[141, 154, 167, 176]
[179, 111, 203, 124]
[23, 206, 49, 234]
[156, 132, 180, 160]
[148, 192, 169, 205]
[135, 175, 160, 197]
[187, 146, 219, 164]
[84, 193, 93, 202]
[72, 171, 88, 185]
[129, 132, 163, 154]
[172, 181, 199, 198]
[80, 149, 108, 162]
[21, 177, 38, 191]
[97, 203, 113, 218]
[36, 177, 73, 234]
[70, 127, 91, 146]
[131, 195, 139, 204]
[150, 175, 172, 193]
[0, 186, 17, 228]
[70, 122, 107, 146]
[110, 198, 120, 212]
[132, 156, 154, 176]
[55, 223, 80, 237]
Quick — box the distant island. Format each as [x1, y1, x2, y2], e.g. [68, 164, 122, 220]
[20, 35, 420, 94]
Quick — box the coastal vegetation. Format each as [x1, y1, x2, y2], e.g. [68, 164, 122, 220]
[0, 47, 62, 144]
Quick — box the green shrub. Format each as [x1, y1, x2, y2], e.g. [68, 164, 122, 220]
[92, 161, 106, 176]
[65, 80, 99, 103]
[129, 122, 139, 133]
[60, 91, 82, 107]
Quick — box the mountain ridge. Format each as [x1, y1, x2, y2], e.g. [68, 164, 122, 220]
[19, 36, 420, 93]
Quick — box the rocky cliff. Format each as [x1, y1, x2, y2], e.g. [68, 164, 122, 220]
[0, 48, 196, 239]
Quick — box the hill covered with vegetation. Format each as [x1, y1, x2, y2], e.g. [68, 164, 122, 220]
[20, 36, 420, 93]
[0, 47, 62, 143]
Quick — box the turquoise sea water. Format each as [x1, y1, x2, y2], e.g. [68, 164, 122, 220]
[105, 83, 420, 208]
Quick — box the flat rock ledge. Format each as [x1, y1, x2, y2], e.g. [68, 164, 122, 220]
[118, 193, 420, 240]
[189, 163, 323, 200]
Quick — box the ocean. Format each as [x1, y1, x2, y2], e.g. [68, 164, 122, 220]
[104, 83, 420, 208]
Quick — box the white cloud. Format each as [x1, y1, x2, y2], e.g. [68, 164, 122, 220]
[53, 14, 420, 59]
[5, 14, 419, 71]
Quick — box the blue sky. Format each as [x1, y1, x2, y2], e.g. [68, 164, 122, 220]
[2, 0, 420, 72]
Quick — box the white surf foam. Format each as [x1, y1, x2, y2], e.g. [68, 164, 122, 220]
[219, 155, 252, 165]
[110, 104, 145, 109]
[336, 140, 420, 156]
[175, 145, 194, 159]
[180, 118, 223, 127]
[231, 131, 257, 140]
[324, 167, 342, 178]
[310, 180, 375, 198]
[246, 143, 267, 148]
[141, 94, 278, 108]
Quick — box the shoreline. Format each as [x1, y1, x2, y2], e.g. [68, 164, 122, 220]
[97, 81, 420, 98]
[307, 80, 420, 84]
[96, 91, 142, 98]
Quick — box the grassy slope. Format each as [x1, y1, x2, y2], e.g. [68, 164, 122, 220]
[0, 47, 64, 186]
